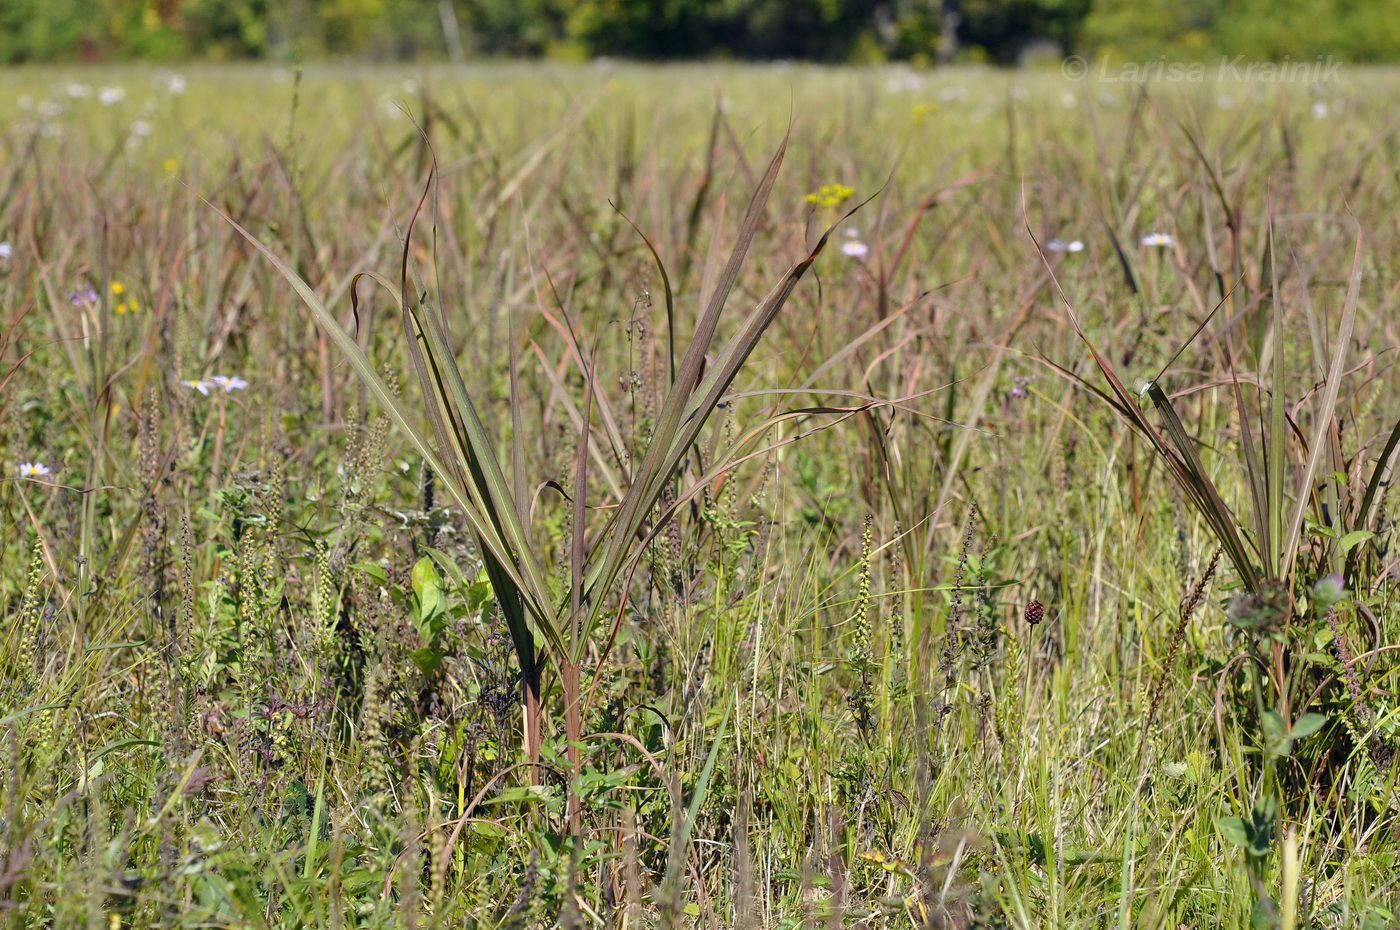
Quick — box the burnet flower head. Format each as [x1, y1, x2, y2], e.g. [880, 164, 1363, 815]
[1312, 572, 1347, 609]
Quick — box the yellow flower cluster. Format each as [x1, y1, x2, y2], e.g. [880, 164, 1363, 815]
[805, 183, 855, 209]
[111, 281, 140, 315]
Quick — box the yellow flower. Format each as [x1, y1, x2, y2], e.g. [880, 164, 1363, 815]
[110, 281, 125, 296]
[804, 183, 855, 210]
[163, 158, 177, 173]
[115, 302, 128, 315]
[912, 102, 939, 125]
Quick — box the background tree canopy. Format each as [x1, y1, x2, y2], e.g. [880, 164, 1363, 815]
[1, 0, 1396, 64]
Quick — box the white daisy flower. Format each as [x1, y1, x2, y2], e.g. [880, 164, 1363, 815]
[210, 375, 248, 393]
[98, 86, 126, 107]
[18, 462, 53, 478]
[1047, 238, 1084, 253]
[841, 239, 870, 259]
[130, 120, 152, 138]
[1311, 101, 1329, 119]
[0, 242, 12, 260]
[1141, 232, 1174, 248]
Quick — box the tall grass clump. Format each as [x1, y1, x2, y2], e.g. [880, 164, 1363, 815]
[215, 130, 862, 831]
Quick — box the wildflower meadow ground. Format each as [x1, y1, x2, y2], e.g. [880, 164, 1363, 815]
[2, 63, 1399, 928]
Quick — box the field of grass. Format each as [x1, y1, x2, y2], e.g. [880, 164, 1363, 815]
[2, 62, 1399, 928]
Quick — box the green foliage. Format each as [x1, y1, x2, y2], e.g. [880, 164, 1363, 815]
[1086, 0, 1400, 62]
[3, 0, 1398, 63]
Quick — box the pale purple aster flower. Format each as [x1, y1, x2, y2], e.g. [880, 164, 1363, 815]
[210, 375, 248, 393]
[69, 286, 99, 306]
[0, 242, 12, 260]
[1141, 232, 1174, 248]
[183, 379, 212, 396]
[18, 462, 53, 478]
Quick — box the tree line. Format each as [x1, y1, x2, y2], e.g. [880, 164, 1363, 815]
[3, 0, 1396, 64]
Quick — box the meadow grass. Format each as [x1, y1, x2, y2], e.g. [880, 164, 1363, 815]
[1, 63, 1399, 928]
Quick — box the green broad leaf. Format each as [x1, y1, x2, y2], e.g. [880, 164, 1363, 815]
[467, 577, 493, 613]
[352, 562, 388, 584]
[1291, 713, 1327, 740]
[411, 556, 444, 622]
[1218, 816, 1250, 848]
[470, 821, 509, 841]
[1339, 530, 1374, 554]
[410, 647, 443, 676]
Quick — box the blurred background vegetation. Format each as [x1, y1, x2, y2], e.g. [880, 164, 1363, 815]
[2, 0, 1397, 65]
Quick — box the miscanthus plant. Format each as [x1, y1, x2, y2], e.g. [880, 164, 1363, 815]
[216, 133, 859, 830]
[1039, 207, 1398, 921]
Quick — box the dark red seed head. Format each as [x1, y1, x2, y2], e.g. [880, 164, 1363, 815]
[1024, 600, 1045, 625]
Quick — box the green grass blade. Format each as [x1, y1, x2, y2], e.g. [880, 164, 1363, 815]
[1282, 227, 1362, 576]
